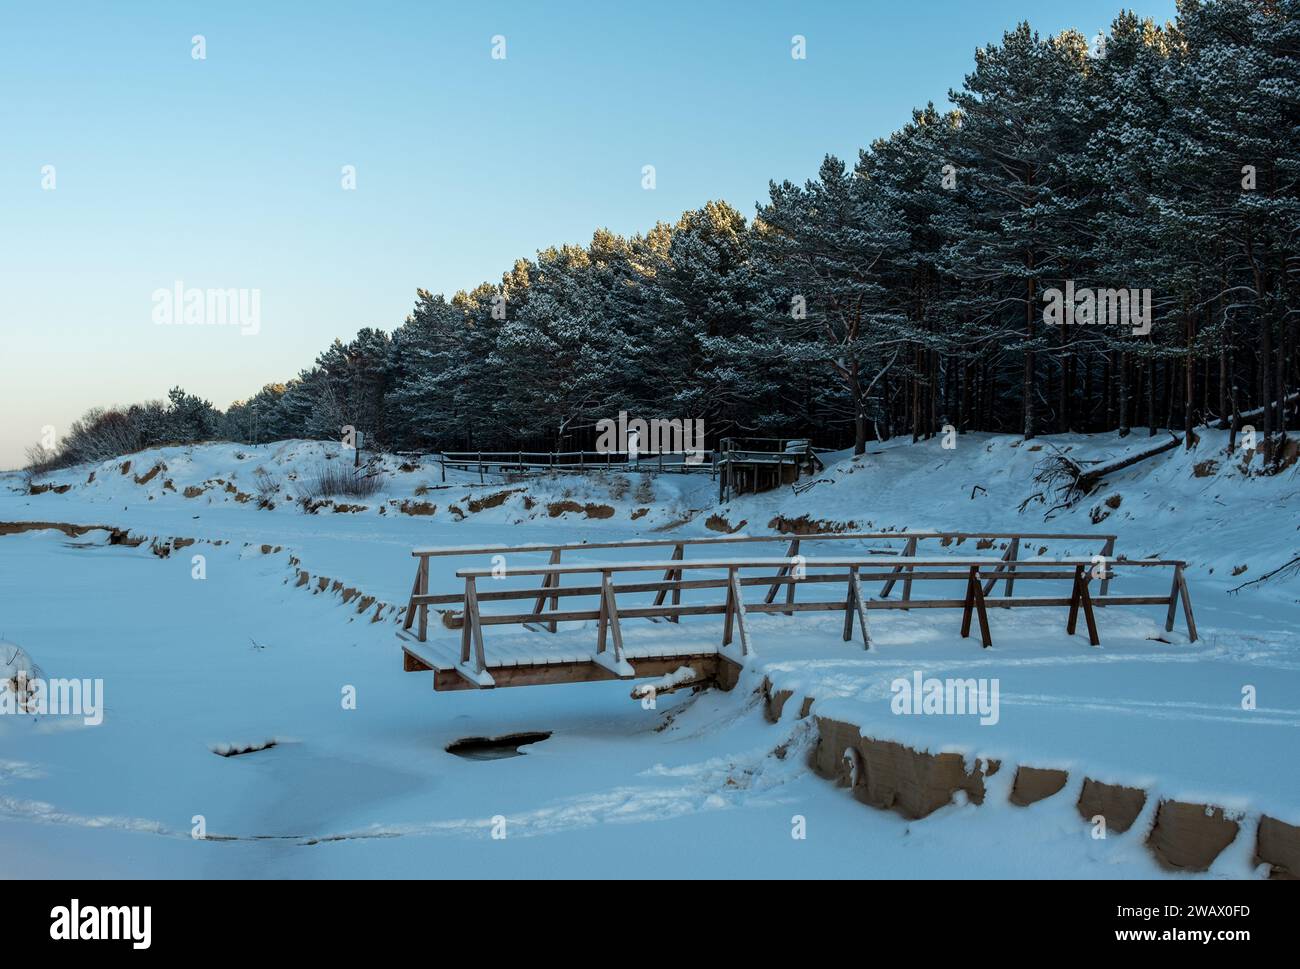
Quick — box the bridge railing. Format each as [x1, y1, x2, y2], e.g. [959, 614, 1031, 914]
[402, 530, 1118, 640]
[436, 450, 716, 482]
[411, 554, 1195, 687]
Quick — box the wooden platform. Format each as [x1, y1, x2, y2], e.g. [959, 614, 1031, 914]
[400, 634, 736, 692]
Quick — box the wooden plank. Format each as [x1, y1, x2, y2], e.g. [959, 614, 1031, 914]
[784, 538, 801, 616]
[1067, 564, 1084, 636]
[981, 540, 1013, 595]
[1067, 565, 1101, 646]
[403, 646, 433, 672]
[417, 554, 429, 642]
[1098, 536, 1116, 599]
[525, 548, 562, 632]
[463, 576, 487, 674]
[403, 566, 420, 631]
[725, 568, 751, 657]
[1164, 568, 1182, 633]
[411, 530, 1119, 558]
[970, 568, 992, 647]
[851, 569, 871, 648]
[960, 565, 992, 646]
[722, 568, 736, 646]
[459, 577, 472, 663]
[596, 573, 624, 659]
[454, 554, 1052, 578]
[841, 565, 870, 648]
[651, 543, 685, 621]
[454, 555, 1183, 577]
[764, 538, 799, 609]
[432, 654, 722, 692]
[547, 548, 561, 632]
[900, 536, 921, 603]
[416, 569, 989, 608]
[1079, 571, 1100, 646]
[1176, 564, 1198, 642]
[464, 589, 1186, 629]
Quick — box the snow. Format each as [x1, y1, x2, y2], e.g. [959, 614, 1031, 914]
[0, 430, 1296, 877]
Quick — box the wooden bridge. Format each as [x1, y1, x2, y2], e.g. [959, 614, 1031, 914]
[716, 438, 823, 501]
[398, 531, 1198, 692]
[435, 437, 826, 499]
[436, 449, 716, 483]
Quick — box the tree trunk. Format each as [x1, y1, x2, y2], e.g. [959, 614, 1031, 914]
[1024, 277, 1037, 440]
[1118, 351, 1130, 437]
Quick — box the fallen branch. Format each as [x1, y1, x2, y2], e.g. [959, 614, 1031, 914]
[1034, 434, 1181, 509]
[1017, 491, 1045, 513]
[1228, 554, 1300, 593]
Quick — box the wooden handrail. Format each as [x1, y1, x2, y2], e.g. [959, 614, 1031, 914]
[452, 556, 1179, 579]
[403, 552, 1197, 691]
[403, 530, 1124, 645]
[410, 531, 1118, 558]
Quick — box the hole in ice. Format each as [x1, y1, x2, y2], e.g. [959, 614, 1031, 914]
[446, 731, 551, 761]
[211, 739, 278, 758]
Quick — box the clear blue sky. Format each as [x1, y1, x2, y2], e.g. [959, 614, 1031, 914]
[0, 0, 1176, 469]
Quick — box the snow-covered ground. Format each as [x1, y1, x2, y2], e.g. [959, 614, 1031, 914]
[0, 432, 1296, 878]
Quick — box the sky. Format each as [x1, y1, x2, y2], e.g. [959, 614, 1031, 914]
[0, 0, 1178, 470]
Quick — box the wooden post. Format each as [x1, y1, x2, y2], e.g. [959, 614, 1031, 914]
[477, 452, 483, 484]
[982, 537, 1019, 598]
[417, 555, 429, 642]
[881, 535, 918, 598]
[1164, 566, 1181, 633]
[960, 565, 992, 647]
[461, 576, 487, 672]
[786, 538, 801, 616]
[1004, 536, 1020, 597]
[440, 456, 446, 483]
[1067, 564, 1084, 635]
[902, 535, 919, 606]
[842, 566, 870, 646]
[530, 548, 561, 633]
[723, 567, 736, 646]
[764, 538, 799, 610]
[1166, 563, 1198, 642]
[722, 567, 750, 656]
[652, 543, 685, 621]
[850, 566, 870, 649]
[403, 560, 421, 632]
[460, 576, 472, 663]
[1066, 564, 1100, 646]
[596, 572, 624, 660]
[548, 548, 562, 632]
[1098, 536, 1116, 599]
